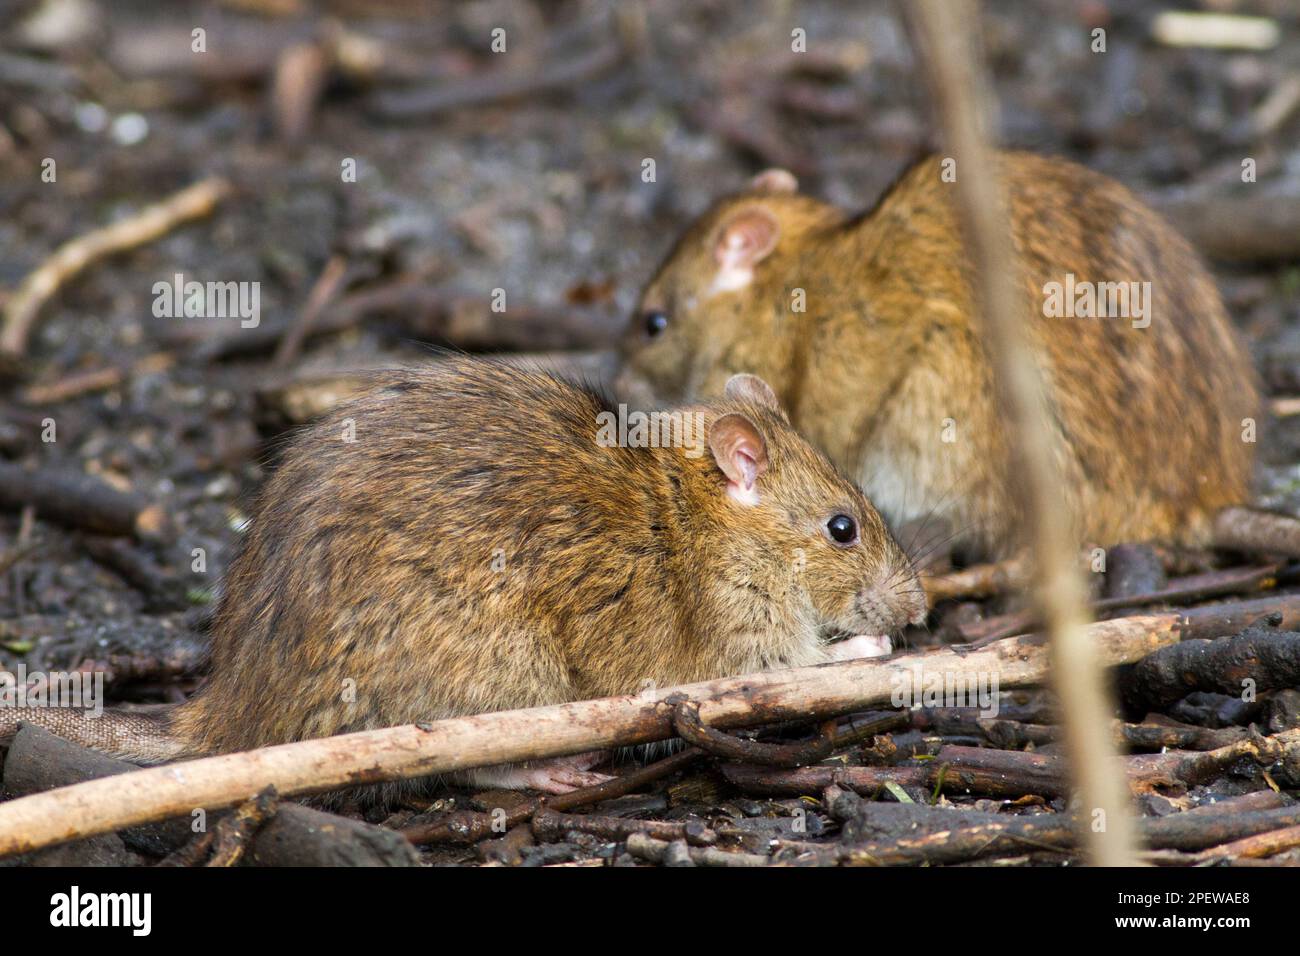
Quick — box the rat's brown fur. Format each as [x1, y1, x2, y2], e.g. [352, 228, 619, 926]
[4, 359, 917, 787]
[615, 152, 1260, 559]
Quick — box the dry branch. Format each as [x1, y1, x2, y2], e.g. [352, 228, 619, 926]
[724, 744, 1069, 799]
[1197, 824, 1300, 861]
[20, 352, 175, 405]
[1, 598, 1291, 859]
[1213, 506, 1300, 558]
[625, 832, 769, 867]
[400, 745, 703, 846]
[672, 706, 905, 768]
[728, 729, 1300, 805]
[1159, 195, 1300, 264]
[206, 789, 277, 867]
[921, 555, 1027, 605]
[1120, 619, 1300, 711]
[177, 280, 617, 363]
[1145, 801, 1300, 854]
[272, 254, 350, 368]
[0, 461, 168, 540]
[369, 37, 625, 120]
[2, 725, 192, 858]
[960, 563, 1283, 644]
[908, 0, 1135, 866]
[0, 177, 231, 360]
[532, 809, 716, 846]
[1124, 729, 1299, 794]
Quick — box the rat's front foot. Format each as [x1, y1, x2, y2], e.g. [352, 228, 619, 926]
[828, 634, 893, 661]
[521, 751, 615, 794]
[465, 751, 614, 794]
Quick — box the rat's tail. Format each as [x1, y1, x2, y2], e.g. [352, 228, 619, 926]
[0, 707, 187, 764]
[1213, 505, 1300, 558]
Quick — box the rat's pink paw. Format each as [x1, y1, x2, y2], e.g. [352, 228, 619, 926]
[462, 750, 613, 793]
[522, 751, 613, 794]
[828, 634, 892, 661]
[522, 765, 615, 794]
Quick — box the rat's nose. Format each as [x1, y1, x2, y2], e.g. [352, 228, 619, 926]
[897, 564, 929, 627]
[611, 367, 654, 406]
[904, 586, 928, 627]
[859, 567, 928, 632]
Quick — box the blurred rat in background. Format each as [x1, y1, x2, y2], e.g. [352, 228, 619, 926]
[614, 153, 1261, 563]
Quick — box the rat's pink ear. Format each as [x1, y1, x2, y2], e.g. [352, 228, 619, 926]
[749, 168, 798, 193]
[708, 413, 769, 506]
[711, 207, 779, 293]
[724, 373, 782, 412]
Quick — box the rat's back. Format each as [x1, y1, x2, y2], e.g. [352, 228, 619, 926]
[823, 152, 1258, 555]
[171, 360, 644, 754]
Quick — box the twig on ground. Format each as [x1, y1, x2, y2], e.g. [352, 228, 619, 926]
[921, 555, 1027, 605]
[206, 788, 278, 867]
[1195, 823, 1300, 861]
[0, 462, 168, 540]
[400, 746, 703, 846]
[532, 809, 716, 846]
[1214, 506, 1300, 558]
[0, 177, 231, 361]
[1120, 618, 1300, 712]
[20, 353, 175, 405]
[624, 832, 769, 867]
[369, 36, 626, 120]
[3, 600, 1298, 859]
[960, 563, 1284, 644]
[272, 254, 350, 368]
[1159, 194, 1300, 263]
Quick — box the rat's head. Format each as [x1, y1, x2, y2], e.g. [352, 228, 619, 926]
[615, 170, 845, 409]
[683, 374, 925, 670]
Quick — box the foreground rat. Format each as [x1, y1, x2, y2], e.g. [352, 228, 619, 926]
[2, 359, 923, 793]
[614, 153, 1260, 560]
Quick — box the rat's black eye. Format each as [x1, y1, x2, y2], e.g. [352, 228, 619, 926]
[643, 310, 669, 338]
[827, 514, 857, 544]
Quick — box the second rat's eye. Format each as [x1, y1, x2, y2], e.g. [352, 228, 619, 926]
[643, 310, 669, 338]
[827, 514, 858, 545]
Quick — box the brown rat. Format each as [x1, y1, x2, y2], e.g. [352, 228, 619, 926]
[2, 359, 923, 793]
[614, 152, 1260, 560]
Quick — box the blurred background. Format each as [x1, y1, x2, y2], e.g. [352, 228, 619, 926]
[0, 0, 1297, 683]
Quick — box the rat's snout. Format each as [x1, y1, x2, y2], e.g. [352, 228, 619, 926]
[611, 365, 657, 407]
[855, 565, 928, 633]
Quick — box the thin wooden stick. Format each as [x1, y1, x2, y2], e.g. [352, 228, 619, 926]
[921, 555, 1027, 605]
[0, 461, 168, 540]
[272, 254, 349, 368]
[21, 352, 174, 405]
[907, 0, 1137, 865]
[400, 746, 703, 846]
[1, 177, 231, 358]
[1214, 505, 1300, 558]
[3, 597, 1293, 859]
[1196, 823, 1300, 861]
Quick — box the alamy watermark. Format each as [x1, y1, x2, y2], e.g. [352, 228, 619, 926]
[596, 404, 706, 458]
[153, 272, 260, 328]
[1043, 273, 1151, 329]
[890, 663, 999, 717]
[0, 664, 104, 716]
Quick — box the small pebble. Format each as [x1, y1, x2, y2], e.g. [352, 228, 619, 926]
[110, 113, 149, 146]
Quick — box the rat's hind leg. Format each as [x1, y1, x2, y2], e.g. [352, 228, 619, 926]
[459, 751, 614, 794]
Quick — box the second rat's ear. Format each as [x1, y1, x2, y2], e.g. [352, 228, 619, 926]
[724, 374, 783, 413]
[711, 207, 779, 294]
[708, 413, 769, 506]
[749, 168, 798, 193]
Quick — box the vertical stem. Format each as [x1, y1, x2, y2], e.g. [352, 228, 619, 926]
[906, 0, 1137, 866]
